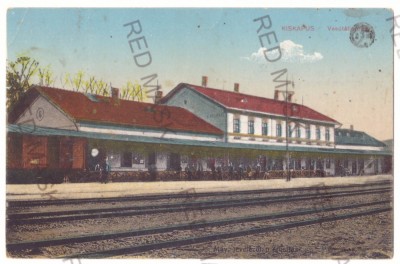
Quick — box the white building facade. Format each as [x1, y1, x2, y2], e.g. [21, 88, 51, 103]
[160, 81, 390, 176]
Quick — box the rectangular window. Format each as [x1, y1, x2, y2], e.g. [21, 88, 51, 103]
[296, 125, 301, 138]
[325, 128, 330, 141]
[121, 152, 133, 167]
[276, 123, 282, 137]
[248, 120, 254, 134]
[295, 159, 301, 170]
[310, 159, 315, 170]
[352, 160, 357, 173]
[316, 159, 324, 170]
[306, 125, 311, 139]
[132, 152, 145, 164]
[326, 159, 331, 169]
[316, 127, 321, 140]
[233, 119, 240, 133]
[262, 122, 268, 135]
[288, 125, 293, 138]
[359, 159, 365, 171]
[289, 159, 295, 169]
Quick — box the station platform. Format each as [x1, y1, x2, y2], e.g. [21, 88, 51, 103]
[6, 174, 393, 201]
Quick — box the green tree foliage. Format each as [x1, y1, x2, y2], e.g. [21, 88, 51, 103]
[95, 79, 109, 96]
[64, 72, 145, 101]
[6, 57, 39, 112]
[83, 76, 96, 94]
[63, 71, 110, 96]
[121, 81, 146, 101]
[7, 57, 145, 114]
[70, 70, 85, 92]
[38, 65, 55, 87]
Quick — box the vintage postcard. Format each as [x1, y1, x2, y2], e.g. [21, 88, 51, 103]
[4, 5, 397, 262]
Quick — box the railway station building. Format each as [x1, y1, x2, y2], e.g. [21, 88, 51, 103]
[6, 80, 392, 183]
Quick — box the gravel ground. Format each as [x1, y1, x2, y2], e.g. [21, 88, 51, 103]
[136, 211, 392, 259]
[6, 191, 390, 242]
[7, 184, 390, 214]
[8, 205, 391, 258]
[6, 189, 392, 258]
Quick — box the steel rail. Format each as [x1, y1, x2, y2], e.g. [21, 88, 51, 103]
[7, 185, 391, 219]
[7, 199, 391, 252]
[61, 205, 391, 258]
[7, 187, 392, 225]
[7, 180, 392, 208]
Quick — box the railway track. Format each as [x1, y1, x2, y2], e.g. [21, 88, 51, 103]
[7, 180, 392, 208]
[7, 185, 391, 225]
[7, 180, 392, 258]
[7, 200, 391, 258]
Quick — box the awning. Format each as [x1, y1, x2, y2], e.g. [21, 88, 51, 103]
[7, 124, 392, 156]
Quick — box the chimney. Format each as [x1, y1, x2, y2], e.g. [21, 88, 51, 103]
[350, 125, 354, 130]
[201, 76, 208, 87]
[155, 90, 163, 104]
[274, 90, 279, 100]
[111, 87, 120, 105]
[234, 83, 240, 92]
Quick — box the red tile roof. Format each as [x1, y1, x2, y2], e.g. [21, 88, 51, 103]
[19, 86, 223, 135]
[166, 83, 338, 124]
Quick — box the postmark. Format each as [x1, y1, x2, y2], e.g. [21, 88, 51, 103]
[349, 22, 375, 48]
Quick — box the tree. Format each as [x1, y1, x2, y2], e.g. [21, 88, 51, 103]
[7, 57, 145, 114]
[95, 79, 109, 96]
[38, 65, 55, 87]
[121, 81, 146, 101]
[70, 70, 85, 92]
[83, 76, 96, 93]
[121, 81, 134, 100]
[63, 71, 109, 96]
[6, 57, 39, 112]
[60, 73, 71, 89]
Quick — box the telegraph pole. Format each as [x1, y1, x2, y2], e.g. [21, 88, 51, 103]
[285, 74, 291, 182]
[274, 74, 294, 182]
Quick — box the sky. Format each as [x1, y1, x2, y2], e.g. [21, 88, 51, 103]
[6, 8, 394, 140]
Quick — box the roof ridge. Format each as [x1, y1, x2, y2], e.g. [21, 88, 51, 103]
[37, 85, 202, 111]
[30, 85, 223, 135]
[187, 83, 287, 104]
[186, 83, 322, 110]
[36, 86, 152, 106]
[184, 83, 338, 124]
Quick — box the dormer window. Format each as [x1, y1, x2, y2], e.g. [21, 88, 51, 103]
[85, 93, 100, 102]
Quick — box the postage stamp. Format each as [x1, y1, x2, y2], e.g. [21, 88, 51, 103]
[3, 2, 398, 263]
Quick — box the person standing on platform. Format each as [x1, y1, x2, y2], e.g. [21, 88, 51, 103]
[100, 157, 110, 184]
